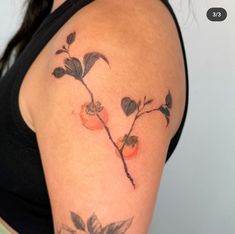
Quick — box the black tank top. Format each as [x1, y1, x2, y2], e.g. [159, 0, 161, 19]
[0, 0, 189, 233]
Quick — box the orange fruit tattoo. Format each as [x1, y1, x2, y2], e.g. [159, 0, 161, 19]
[80, 101, 108, 130]
[115, 135, 139, 159]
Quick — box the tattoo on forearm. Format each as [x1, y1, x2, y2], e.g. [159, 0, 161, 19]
[52, 31, 173, 189]
[57, 211, 133, 234]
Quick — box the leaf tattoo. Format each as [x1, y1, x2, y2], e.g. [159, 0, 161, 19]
[64, 57, 83, 79]
[57, 212, 133, 234]
[87, 214, 102, 234]
[101, 218, 133, 234]
[121, 97, 138, 116]
[52, 31, 173, 189]
[83, 52, 110, 78]
[71, 211, 86, 231]
[52, 67, 66, 78]
[67, 32, 76, 45]
[165, 90, 172, 108]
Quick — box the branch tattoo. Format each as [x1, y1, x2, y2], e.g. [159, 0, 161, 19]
[57, 211, 133, 234]
[52, 32, 173, 189]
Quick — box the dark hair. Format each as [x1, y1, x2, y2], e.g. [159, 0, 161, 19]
[0, 0, 53, 76]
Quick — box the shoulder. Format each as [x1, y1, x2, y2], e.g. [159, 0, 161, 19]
[29, 0, 186, 138]
[49, 0, 182, 59]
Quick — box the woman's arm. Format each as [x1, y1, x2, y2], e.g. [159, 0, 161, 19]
[31, 1, 186, 233]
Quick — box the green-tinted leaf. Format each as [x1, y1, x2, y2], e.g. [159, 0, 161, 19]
[82, 52, 109, 78]
[87, 213, 103, 234]
[121, 97, 138, 116]
[70, 211, 86, 231]
[64, 57, 83, 79]
[101, 217, 133, 234]
[52, 67, 65, 78]
[165, 91, 172, 109]
[67, 32, 76, 45]
[159, 106, 170, 117]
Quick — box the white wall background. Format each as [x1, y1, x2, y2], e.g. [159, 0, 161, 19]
[0, 1, 234, 234]
[150, 1, 235, 234]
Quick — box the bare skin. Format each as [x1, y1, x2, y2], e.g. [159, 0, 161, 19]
[2, 0, 186, 233]
[51, 0, 67, 12]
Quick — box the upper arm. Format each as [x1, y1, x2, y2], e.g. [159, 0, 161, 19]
[31, 2, 186, 233]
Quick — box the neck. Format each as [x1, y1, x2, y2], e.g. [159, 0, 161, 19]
[51, 0, 67, 12]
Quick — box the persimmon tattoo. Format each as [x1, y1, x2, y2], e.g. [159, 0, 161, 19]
[52, 31, 173, 189]
[57, 211, 133, 234]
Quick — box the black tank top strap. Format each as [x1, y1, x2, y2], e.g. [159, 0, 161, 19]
[163, 1, 189, 162]
[32, 0, 94, 40]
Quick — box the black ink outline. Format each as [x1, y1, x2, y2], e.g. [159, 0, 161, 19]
[52, 31, 172, 189]
[57, 211, 133, 234]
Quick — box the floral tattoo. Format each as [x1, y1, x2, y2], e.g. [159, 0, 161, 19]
[57, 211, 133, 234]
[52, 32, 173, 189]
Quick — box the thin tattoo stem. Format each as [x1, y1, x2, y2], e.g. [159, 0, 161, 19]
[120, 104, 163, 153]
[118, 151, 136, 188]
[79, 80, 164, 189]
[120, 112, 140, 152]
[95, 112, 136, 188]
[80, 79, 95, 103]
[79, 80, 136, 189]
[68, 50, 95, 103]
[53, 32, 172, 189]
[137, 106, 162, 119]
[95, 113, 118, 149]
